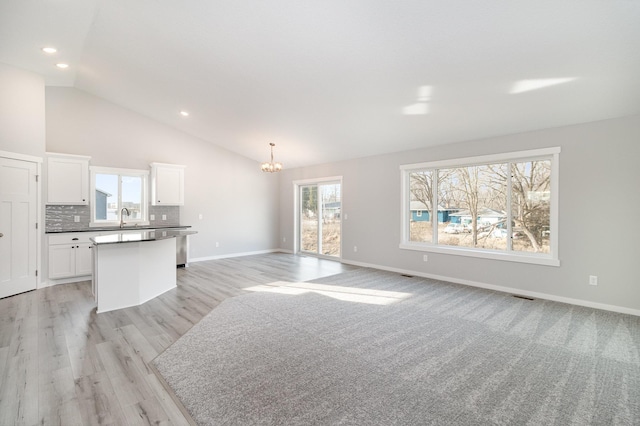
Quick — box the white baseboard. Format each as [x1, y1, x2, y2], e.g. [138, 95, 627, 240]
[39, 275, 91, 289]
[341, 259, 640, 317]
[190, 249, 284, 263]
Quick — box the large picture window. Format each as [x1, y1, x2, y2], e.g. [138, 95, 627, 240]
[401, 148, 559, 266]
[90, 166, 149, 227]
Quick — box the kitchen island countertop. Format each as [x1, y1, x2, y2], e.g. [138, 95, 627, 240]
[46, 225, 191, 234]
[91, 229, 196, 245]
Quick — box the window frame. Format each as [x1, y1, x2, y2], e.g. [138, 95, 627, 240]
[400, 147, 560, 266]
[89, 166, 150, 228]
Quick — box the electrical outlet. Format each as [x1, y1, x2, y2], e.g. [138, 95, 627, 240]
[282, 237, 286, 243]
[150, 214, 155, 221]
[353, 246, 358, 252]
[162, 214, 167, 221]
[74, 215, 80, 223]
[423, 254, 428, 262]
[198, 214, 203, 220]
[589, 275, 598, 286]
[215, 242, 219, 247]
[344, 213, 348, 220]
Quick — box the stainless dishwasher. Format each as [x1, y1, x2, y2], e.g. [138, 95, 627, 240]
[176, 234, 187, 267]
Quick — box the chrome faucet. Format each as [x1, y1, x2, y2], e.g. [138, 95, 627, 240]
[120, 207, 131, 228]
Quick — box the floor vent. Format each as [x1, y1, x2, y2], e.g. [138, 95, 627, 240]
[400, 274, 414, 278]
[512, 295, 535, 301]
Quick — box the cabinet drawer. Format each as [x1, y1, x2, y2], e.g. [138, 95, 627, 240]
[49, 232, 99, 245]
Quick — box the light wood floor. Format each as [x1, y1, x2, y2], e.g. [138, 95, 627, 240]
[0, 253, 353, 426]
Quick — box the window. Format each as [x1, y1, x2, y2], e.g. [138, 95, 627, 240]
[90, 166, 149, 227]
[400, 148, 559, 266]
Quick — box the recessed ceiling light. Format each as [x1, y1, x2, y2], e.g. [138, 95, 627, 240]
[55, 63, 69, 69]
[42, 47, 57, 54]
[180, 111, 189, 117]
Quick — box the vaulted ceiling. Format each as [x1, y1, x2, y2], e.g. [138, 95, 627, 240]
[2, 1, 639, 167]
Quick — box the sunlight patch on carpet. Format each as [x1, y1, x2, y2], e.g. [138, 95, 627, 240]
[245, 281, 412, 305]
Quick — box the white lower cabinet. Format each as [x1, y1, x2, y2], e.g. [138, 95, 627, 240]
[76, 243, 94, 276]
[48, 233, 98, 279]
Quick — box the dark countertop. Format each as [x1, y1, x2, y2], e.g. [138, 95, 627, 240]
[91, 229, 197, 245]
[46, 225, 191, 234]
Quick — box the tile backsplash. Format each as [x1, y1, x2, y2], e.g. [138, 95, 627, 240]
[46, 204, 181, 232]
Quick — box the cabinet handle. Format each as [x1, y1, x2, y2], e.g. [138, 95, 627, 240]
[72, 238, 79, 241]
[0, 233, 3, 238]
[82, 199, 85, 202]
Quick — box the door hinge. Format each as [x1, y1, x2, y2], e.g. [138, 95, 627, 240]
[35, 270, 38, 277]
[35, 175, 39, 182]
[35, 222, 38, 229]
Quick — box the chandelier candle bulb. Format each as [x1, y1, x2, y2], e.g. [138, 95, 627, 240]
[261, 142, 283, 173]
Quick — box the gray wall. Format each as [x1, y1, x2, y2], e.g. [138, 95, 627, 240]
[278, 115, 640, 312]
[45, 87, 280, 260]
[0, 63, 45, 157]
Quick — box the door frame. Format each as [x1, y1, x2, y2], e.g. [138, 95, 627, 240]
[0, 150, 43, 290]
[293, 176, 343, 260]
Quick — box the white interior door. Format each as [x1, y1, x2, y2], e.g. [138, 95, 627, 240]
[0, 157, 37, 298]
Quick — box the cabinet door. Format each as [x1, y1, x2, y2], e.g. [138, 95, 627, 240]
[47, 157, 89, 205]
[152, 164, 184, 205]
[75, 243, 94, 276]
[48, 245, 76, 279]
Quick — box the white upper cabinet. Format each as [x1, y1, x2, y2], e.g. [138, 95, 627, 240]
[47, 153, 90, 205]
[150, 162, 185, 206]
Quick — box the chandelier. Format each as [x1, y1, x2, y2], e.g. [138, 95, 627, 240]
[261, 142, 283, 173]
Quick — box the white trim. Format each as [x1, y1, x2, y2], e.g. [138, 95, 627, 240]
[189, 249, 282, 262]
[0, 150, 43, 163]
[292, 175, 343, 185]
[46, 152, 90, 161]
[400, 147, 561, 171]
[340, 258, 640, 317]
[41, 275, 91, 288]
[36, 161, 42, 289]
[149, 162, 185, 169]
[90, 165, 149, 176]
[399, 242, 560, 267]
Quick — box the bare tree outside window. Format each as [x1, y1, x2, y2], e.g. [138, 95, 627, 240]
[405, 155, 553, 256]
[409, 171, 433, 242]
[511, 160, 551, 253]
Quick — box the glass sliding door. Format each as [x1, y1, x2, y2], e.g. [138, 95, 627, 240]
[300, 185, 319, 253]
[299, 180, 341, 258]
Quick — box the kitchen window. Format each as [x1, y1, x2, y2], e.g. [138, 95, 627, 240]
[90, 166, 149, 227]
[400, 147, 560, 266]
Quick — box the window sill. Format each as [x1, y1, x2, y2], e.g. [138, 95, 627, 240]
[399, 242, 560, 267]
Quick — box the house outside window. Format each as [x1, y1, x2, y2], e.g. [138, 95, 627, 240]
[90, 166, 149, 227]
[400, 147, 560, 266]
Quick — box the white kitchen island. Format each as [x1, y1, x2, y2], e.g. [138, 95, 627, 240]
[91, 229, 196, 313]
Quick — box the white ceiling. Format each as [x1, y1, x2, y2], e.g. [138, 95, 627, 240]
[2, 1, 640, 168]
